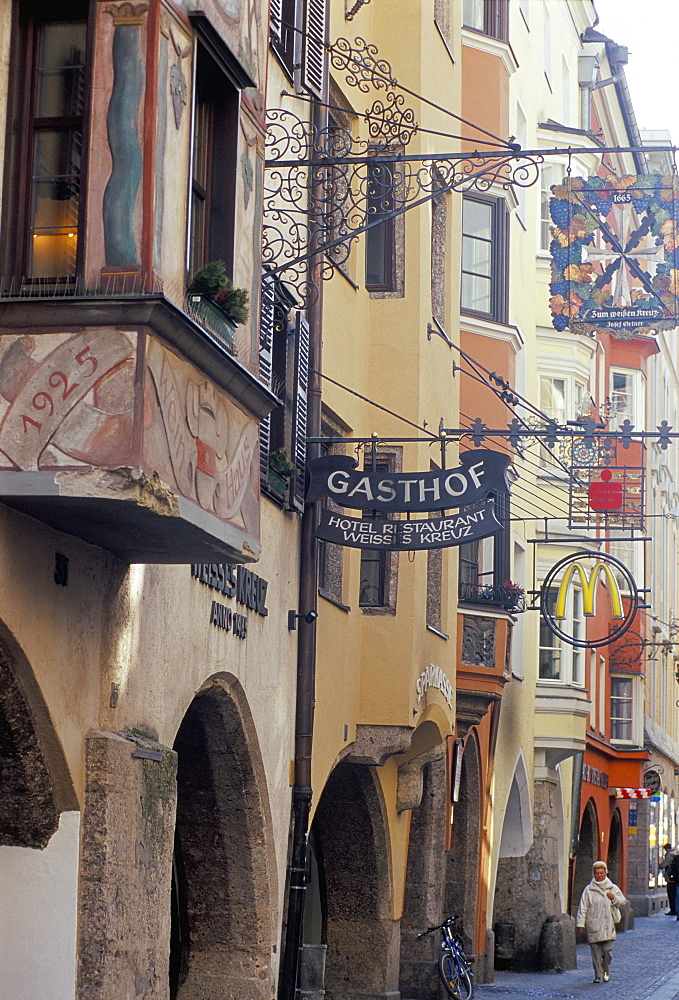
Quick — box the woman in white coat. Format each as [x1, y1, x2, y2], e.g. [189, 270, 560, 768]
[576, 860, 627, 983]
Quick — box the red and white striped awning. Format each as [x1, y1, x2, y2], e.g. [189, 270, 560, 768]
[614, 787, 652, 799]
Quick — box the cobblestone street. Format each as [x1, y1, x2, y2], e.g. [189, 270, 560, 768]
[475, 913, 679, 1000]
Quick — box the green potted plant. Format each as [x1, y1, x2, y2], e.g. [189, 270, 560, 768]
[501, 580, 526, 613]
[268, 448, 300, 495]
[187, 260, 250, 350]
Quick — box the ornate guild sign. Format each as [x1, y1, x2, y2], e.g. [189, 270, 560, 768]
[549, 174, 679, 338]
[540, 551, 638, 648]
[643, 769, 662, 795]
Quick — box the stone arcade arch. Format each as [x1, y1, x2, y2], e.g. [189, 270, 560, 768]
[445, 732, 483, 955]
[310, 761, 396, 1000]
[0, 623, 79, 1000]
[572, 799, 599, 917]
[170, 676, 277, 1000]
[0, 623, 76, 847]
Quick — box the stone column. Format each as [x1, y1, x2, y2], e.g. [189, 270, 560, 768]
[77, 730, 177, 1000]
[627, 798, 655, 916]
[399, 754, 448, 1000]
[494, 774, 575, 972]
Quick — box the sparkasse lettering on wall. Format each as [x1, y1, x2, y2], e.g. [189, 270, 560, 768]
[416, 664, 453, 710]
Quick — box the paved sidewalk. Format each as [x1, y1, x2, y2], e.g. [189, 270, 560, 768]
[474, 912, 679, 1000]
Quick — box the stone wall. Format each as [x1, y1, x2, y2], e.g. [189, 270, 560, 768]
[77, 730, 177, 1000]
[493, 780, 575, 973]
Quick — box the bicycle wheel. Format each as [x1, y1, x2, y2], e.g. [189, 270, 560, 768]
[438, 950, 474, 999]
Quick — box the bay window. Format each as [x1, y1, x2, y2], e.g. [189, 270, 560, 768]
[462, 0, 508, 40]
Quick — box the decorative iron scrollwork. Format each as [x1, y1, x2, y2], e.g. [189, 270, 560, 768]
[330, 35, 397, 93]
[263, 36, 542, 306]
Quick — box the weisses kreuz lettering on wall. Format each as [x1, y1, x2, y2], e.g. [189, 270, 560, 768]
[307, 449, 510, 551]
[191, 563, 270, 640]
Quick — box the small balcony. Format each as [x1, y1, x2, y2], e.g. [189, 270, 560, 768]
[458, 581, 526, 614]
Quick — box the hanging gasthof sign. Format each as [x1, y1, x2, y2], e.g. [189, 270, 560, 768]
[307, 449, 510, 552]
[549, 174, 679, 338]
[306, 449, 510, 512]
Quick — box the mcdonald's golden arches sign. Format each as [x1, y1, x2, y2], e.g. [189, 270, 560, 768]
[540, 551, 638, 648]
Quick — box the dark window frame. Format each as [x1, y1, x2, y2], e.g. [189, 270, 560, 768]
[365, 158, 396, 292]
[460, 193, 508, 324]
[457, 491, 510, 607]
[317, 417, 349, 606]
[359, 449, 401, 613]
[462, 0, 509, 41]
[188, 44, 239, 278]
[1, 0, 92, 287]
[270, 0, 298, 80]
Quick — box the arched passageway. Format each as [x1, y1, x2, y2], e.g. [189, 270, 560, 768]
[571, 799, 599, 917]
[310, 762, 397, 1000]
[171, 679, 275, 1000]
[0, 625, 78, 1000]
[608, 809, 623, 887]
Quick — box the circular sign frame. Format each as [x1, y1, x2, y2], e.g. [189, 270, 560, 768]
[540, 551, 638, 649]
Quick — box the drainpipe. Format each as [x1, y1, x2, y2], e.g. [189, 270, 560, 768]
[279, 91, 327, 1000]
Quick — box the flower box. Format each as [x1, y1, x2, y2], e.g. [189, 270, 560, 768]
[187, 293, 237, 351]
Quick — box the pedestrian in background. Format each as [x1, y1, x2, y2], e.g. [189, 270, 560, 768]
[659, 843, 678, 916]
[576, 860, 627, 984]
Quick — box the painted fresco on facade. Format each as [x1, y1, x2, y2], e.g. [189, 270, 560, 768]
[85, 2, 150, 284]
[156, 9, 192, 283]
[0, 331, 137, 470]
[549, 174, 679, 338]
[0, 329, 260, 538]
[143, 336, 260, 535]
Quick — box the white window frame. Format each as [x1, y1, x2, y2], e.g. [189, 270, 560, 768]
[589, 648, 597, 728]
[606, 537, 638, 593]
[538, 372, 589, 471]
[539, 163, 560, 253]
[543, 5, 551, 87]
[538, 582, 585, 687]
[519, 0, 529, 29]
[610, 673, 642, 745]
[609, 367, 643, 429]
[561, 54, 571, 127]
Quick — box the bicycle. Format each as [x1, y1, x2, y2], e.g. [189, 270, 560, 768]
[418, 916, 474, 999]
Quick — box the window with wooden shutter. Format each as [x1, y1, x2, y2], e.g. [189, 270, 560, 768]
[259, 274, 275, 483]
[301, 0, 327, 99]
[290, 311, 310, 511]
[270, 0, 297, 78]
[269, 0, 283, 43]
[259, 276, 297, 498]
